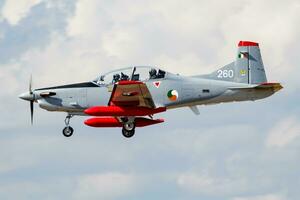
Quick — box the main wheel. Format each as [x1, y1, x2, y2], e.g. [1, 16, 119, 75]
[122, 128, 135, 138]
[63, 126, 74, 137]
[123, 122, 135, 131]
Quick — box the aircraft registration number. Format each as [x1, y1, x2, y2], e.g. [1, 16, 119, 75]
[217, 70, 234, 78]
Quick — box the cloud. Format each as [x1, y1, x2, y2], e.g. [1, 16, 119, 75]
[177, 173, 234, 196]
[0, 0, 299, 200]
[219, 0, 300, 85]
[176, 172, 272, 197]
[233, 194, 286, 200]
[67, 0, 110, 38]
[74, 172, 137, 199]
[1, 0, 41, 25]
[51, 0, 300, 85]
[266, 116, 300, 148]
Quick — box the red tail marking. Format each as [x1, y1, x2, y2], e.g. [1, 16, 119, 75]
[238, 41, 259, 47]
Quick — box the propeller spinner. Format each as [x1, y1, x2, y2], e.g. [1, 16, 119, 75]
[19, 75, 35, 124]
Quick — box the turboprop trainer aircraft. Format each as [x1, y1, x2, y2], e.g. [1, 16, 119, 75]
[19, 41, 282, 138]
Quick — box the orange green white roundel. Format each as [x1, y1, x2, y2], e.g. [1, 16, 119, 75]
[167, 89, 178, 101]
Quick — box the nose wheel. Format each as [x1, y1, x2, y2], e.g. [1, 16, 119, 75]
[122, 122, 135, 138]
[63, 114, 74, 137]
[63, 126, 74, 137]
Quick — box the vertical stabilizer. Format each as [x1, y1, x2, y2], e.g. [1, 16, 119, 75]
[236, 41, 267, 84]
[200, 41, 267, 84]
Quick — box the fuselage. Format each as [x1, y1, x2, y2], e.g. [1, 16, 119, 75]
[34, 73, 277, 115]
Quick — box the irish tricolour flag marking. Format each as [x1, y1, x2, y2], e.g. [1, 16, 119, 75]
[167, 90, 178, 101]
[238, 52, 248, 59]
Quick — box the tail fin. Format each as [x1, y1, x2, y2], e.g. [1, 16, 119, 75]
[204, 41, 267, 84]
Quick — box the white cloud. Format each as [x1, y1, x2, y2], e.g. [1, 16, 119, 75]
[177, 172, 247, 196]
[63, 0, 300, 83]
[74, 172, 137, 200]
[220, 0, 300, 83]
[1, 0, 41, 25]
[4, 0, 298, 89]
[176, 170, 283, 198]
[0, 1, 300, 199]
[67, 0, 102, 38]
[266, 116, 300, 148]
[233, 194, 286, 200]
[0, 63, 20, 96]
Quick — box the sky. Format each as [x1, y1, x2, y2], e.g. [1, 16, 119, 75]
[0, 0, 299, 199]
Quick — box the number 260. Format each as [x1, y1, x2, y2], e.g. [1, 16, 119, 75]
[217, 70, 234, 78]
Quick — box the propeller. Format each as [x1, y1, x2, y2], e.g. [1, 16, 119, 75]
[29, 75, 34, 125]
[19, 75, 38, 125]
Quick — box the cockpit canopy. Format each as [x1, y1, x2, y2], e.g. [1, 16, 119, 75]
[93, 66, 167, 85]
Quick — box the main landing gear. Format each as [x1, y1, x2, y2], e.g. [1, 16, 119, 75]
[121, 117, 136, 138]
[63, 114, 74, 137]
[61, 115, 137, 138]
[122, 122, 136, 138]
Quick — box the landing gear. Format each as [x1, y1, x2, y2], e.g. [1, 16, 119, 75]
[63, 126, 74, 137]
[122, 122, 136, 138]
[63, 114, 74, 137]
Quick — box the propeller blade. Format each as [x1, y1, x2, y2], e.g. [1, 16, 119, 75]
[30, 101, 34, 125]
[30, 75, 34, 125]
[29, 74, 32, 94]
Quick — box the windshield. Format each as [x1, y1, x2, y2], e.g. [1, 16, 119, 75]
[93, 66, 166, 85]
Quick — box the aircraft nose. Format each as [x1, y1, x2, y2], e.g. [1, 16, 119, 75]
[19, 92, 34, 101]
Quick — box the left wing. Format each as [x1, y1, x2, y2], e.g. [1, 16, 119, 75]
[108, 80, 155, 108]
[84, 80, 166, 124]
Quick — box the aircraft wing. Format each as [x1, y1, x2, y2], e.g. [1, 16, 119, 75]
[84, 80, 166, 121]
[108, 80, 155, 108]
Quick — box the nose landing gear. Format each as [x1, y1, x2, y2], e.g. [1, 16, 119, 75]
[63, 114, 74, 137]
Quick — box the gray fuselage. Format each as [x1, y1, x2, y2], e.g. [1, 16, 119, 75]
[35, 72, 275, 115]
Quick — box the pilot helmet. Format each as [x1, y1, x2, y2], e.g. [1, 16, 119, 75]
[149, 68, 157, 77]
[113, 73, 120, 80]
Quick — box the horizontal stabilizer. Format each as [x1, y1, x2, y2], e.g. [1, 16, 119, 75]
[229, 82, 283, 92]
[254, 82, 283, 92]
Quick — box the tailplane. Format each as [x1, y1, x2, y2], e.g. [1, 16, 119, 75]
[201, 41, 267, 84]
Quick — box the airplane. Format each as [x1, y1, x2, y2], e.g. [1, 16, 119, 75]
[19, 41, 283, 138]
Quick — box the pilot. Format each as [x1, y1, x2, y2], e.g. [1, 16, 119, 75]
[121, 72, 129, 81]
[157, 69, 166, 78]
[149, 68, 157, 79]
[113, 73, 120, 83]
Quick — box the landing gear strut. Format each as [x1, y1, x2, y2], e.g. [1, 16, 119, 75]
[122, 120, 136, 138]
[63, 114, 74, 137]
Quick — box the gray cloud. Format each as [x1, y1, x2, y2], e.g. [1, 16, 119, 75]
[0, 0, 75, 64]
